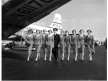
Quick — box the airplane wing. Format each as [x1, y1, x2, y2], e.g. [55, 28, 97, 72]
[2, 0, 71, 39]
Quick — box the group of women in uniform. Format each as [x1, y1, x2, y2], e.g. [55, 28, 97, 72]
[25, 28, 95, 62]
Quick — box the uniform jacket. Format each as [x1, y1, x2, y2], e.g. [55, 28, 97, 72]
[85, 35, 94, 46]
[60, 35, 65, 45]
[71, 35, 79, 45]
[78, 34, 85, 45]
[25, 34, 34, 44]
[53, 34, 60, 47]
[42, 34, 47, 45]
[34, 34, 42, 45]
[46, 34, 54, 46]
[64, 35, 71, 45]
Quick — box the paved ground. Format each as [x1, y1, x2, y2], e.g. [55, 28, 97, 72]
[2, 46, 107, 80]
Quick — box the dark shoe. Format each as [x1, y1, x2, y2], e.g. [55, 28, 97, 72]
[80, 59, 84, 62]
[61, 59, 64, 61]
[31, 58, 34, 61]
[88, 60, 92, 62]
[73, 59, 77, 62]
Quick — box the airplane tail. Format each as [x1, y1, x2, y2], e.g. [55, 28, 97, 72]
[50, 13, 62, 30]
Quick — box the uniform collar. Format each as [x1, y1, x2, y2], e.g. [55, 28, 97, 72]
[28, 34, 32, 37]
[48, 34, 52, 37]
[80, 34, 84, 37]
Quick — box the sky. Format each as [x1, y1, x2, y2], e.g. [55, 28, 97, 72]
[34, 0, 107, 38]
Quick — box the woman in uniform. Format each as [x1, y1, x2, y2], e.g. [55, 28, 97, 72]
[85, 29, 95, 61]
[64, 30, 71, 61]
[25, 29, 34, 61]
[60, 30, 65, 61]
[34, 30, 42, 61]
[42, 30, 48, 61]
[78, 29, 85, 61]
[46, 30, 54, 61]
[71, 30, 79, 62]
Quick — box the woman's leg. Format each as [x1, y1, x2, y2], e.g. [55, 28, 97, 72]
[35, 45, 41, 61]
[27, 44, 33, 61]
[74, 45, 78, 61]
[89, 53, 92, 61]
[42, 45, 47, 60]
[60, 45, 62, 60]
[81, 45, 85, 60]
[60, 45, 63, 60]
[35, 45, 38, 61]
[67, 45, 70, 61]
[72, 45, 75, 60]
[44, 46, 47, 60]
[49, 45, 53, 61]
[78, 48, 82, 60]
[88, 45, 93, 61]
[65, 45, 68, 60]
[38, 45, 42, 59]
[62, 45, 65, 60]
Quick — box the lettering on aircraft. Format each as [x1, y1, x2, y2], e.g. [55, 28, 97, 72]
[8, 0, 55, 18]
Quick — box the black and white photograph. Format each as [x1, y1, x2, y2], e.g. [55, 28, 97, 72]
[2, 0, 107, 80]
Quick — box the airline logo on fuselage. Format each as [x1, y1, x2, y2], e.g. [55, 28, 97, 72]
[5, 0, 58, 19]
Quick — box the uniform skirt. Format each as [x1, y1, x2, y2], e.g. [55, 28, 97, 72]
[87, 44, 95, 54]
[35, 44, 41, 53]
[60, 43, 65, 53]
[71, 44, 78, 54]
[78, 44, 85, 53]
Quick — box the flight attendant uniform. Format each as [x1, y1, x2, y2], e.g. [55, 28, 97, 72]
[60, 35, 65, 60]
[46, 34, 54, 61]
[64, 35, 71, 61]
[25, 33, 34, 61]
[85, 35, 95, 61]
[34, 34, 42, 61]
[78, 34, 85, 60]
[71, 35, 79, 61]
[42, 33, 48, 60]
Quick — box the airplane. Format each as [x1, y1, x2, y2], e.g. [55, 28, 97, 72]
[16, 13, 62, 36]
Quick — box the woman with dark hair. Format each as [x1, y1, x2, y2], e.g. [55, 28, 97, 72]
[34, 30, 42, 61]
[64, 30, 71, 61]
[25, 29, 34, 61]
[85, 29, 95, 61]
[71, 30, 79, 62]
[60, 30, 65, 61]
[46, 30, 54, 61]
[78, 29, 85, 61]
